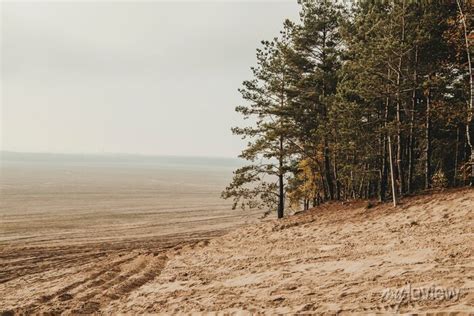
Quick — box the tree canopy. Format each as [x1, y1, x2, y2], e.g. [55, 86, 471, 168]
[223, 0, 473, 217]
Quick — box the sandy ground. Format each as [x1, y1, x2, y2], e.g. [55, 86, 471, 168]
[1, 189, 472, 314]
[0, 161, 261, 314]
[134, 188, 471, 315]
[107, 189, 473, 315]
[0, 162, 260, 248]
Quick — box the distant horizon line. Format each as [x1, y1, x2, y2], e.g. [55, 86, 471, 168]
[0, 149, 240, 160]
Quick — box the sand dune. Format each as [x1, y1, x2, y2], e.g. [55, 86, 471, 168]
[112, 189, 473, 314]
[1, 189, 473, 314]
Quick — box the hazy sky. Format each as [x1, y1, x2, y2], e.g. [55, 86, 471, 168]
[1, 1, 300, 157]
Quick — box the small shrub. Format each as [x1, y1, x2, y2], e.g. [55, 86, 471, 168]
[432, 169, 448, 189]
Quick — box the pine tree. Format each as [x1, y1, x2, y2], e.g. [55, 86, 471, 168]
[286, 0, 344, 201]
[224, 0, 473, 217]
[222, 24, 295, 218]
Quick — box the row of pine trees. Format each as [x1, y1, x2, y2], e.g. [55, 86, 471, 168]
[222, 0, 473, 218]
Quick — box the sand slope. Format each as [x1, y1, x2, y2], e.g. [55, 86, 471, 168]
[1, 189, 473, 314]
[110, 189, 473, 314]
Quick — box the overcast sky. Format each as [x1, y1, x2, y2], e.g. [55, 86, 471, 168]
[1, 1, 300, 157]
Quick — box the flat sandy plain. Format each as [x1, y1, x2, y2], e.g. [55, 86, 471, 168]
[0, 154, 261, 314]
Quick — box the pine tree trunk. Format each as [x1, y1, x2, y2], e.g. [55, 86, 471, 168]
[324, 139, 334, 200]
[333, 150, 340, 200]
[278, 173, 284, 218]
[454, 126, 460, 186]
[358, 174, 365, 199]
[396, 98, 405, 196]
[388, 135, 398, 206]
[396, 0, 406, 196]
[320, 23, 335, 200]
[380, 97, 390, 202]
[380, 136, 388, 202]
[407, 107, 415, 193]
[425, 88, 432, 189]
[408, 46, 418, 194]
[320, 172, 328, 201]
[278, 135, 284, 219]
[350, 170, 355, 199]
[456, 0, 473, 185]
[365, 167, 370, 199]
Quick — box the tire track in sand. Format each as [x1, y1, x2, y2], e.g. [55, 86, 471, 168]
[7, 250, 171, 315]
